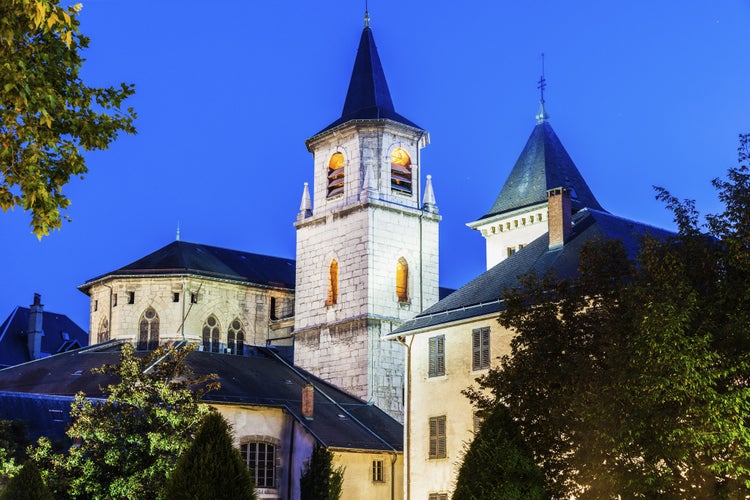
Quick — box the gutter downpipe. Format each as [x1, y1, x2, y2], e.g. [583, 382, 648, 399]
[396, 334, 414, 500]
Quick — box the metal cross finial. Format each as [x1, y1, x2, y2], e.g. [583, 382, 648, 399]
[537, 52, 546, 102]
[535, 52, 549, 124]
[364, 0, 370, 27]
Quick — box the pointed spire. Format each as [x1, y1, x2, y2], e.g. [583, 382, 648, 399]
[361, 160, 378, 200]
[298, 182, 312, 220]
[422, 174, 438, 213]
[536, 53, 549, 124]
[176, 221, 181, 241]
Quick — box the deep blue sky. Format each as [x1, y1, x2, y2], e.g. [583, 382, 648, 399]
[2, 1, 748, 331]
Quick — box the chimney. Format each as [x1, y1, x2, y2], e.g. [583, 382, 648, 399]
[27, 293, 44, 360]
[547, 187, 571, 250]
[302, 382, 314, 420]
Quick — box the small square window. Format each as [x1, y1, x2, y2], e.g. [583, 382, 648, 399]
[507, 247, 516, 257]
[127, 292, 135, 304]
[372, 459, 384, 482]
[93, 300, 98, 312]
[112, 293, 118, 307]
[191, 293, 198, 304]
[173, 292, 180, 303]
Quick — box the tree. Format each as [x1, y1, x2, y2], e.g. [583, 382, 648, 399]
[162, 411, 256, 500]
[466, 134, 750, 498]
[0, 460, 53, 500]
[453, 405, 548, 500]
[300, 445, 344, 500]
[30, 343, 218, 498]
[0, 0, 136, 237]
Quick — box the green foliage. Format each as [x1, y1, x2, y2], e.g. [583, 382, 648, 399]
[0, 0, 136, 237]
[466, 134, 750, 499]
[162, 411, 256, 500]
[300, 445, 344, 500]
[0, 460, 53, 500]
[30, 343, 218, 499]
[454, 405, 548, 500]
[0, 420, 32, 491]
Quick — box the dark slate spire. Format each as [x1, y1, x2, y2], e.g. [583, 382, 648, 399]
[478, 121, 605, 220]
[318, 25, 420, 133]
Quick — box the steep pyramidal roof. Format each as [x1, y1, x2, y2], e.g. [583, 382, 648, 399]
[318, 26, 420, 133]
[478, 121, 604, 220]
[79, 241, 295, 292]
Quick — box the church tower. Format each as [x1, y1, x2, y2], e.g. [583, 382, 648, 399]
[294, 14, 440, 422]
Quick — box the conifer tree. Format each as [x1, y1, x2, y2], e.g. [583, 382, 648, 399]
[0, 460, 53, 500]
[300, 445, 344, 500]
[162, 411, 256, 499]
[454, 405, 548, 499]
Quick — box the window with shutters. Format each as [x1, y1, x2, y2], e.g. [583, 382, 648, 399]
[390, 147, 412, 194]
[372, 459, 384, 482]
[428, 335, 445, 377]
[327, 152, 345, 197]
[472, 326, 490, 371]
[428, 415, 447, 459]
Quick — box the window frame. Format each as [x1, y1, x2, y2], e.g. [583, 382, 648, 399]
[472, 326, 490, 371]
[428, 415, 447, 459]
[240, 441, 278, 490]
[428, 335, 445, 378]
[372, 459, 384, 482]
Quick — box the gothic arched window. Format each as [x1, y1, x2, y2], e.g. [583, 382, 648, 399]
[390, 148, 412, 194]
[227, 318, 245, 356]
[326, 260, 338, 306]
[202, 315, 221, 353]
[97, 318, 110, 343]
[327, 152, 345, 198]
[138, 307, 159, 350]
[396, 257, 409, 302]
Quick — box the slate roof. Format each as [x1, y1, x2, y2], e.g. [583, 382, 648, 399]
[0, 306, 88, 368]
[476, 121, 605, 221]
[0, 342, 402, 452]
[316, 26, 421, 135]
[390, 209, 673, 335]
[79, 241, 296, 293]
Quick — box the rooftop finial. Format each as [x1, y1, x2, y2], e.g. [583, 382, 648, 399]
[536, 52, 549, 124]
[364, 0, 370, 27]
[176, 221, 181, 241]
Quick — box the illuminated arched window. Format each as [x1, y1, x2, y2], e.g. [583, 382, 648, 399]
[202, 315, 221, 353]
[327, 152, 345, 198]
[97, 318, 110, 343]
[396, 257, 409, 302]
[228, 318, 245, 356]
[326, 260, 338, 306]
[138, 307, 159, 350]
[391, 148, 412, 194]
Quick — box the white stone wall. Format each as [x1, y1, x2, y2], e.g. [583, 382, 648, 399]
[85, 275, 294, 348]
[295, 119, 439, 422]
[469, 202, 548, 269]
[405, 316, 515, 499]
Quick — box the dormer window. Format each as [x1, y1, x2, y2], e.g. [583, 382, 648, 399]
[390, 148, 412, 194]
[327, 152, 345, 197]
